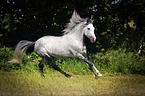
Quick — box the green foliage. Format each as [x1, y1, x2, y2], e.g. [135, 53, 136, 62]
[56, 58, 90, 75]
[92, 48, 145, 75]
[0, 46, 145, 75]
[0, 46, 13, 63]
[28, 51, 42, 63]
[1, 0, 145, 52]
[0, 46, 37, 72]
[0, 46, 22, 71]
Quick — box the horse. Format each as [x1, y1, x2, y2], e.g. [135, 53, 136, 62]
[13, 10, 102, 78]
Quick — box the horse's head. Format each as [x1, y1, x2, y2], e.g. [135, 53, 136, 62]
[63, 10, 96, 43]
[83, 19, 96, 43]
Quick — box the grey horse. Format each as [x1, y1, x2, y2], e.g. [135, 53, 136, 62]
[13, 10, 102, 78]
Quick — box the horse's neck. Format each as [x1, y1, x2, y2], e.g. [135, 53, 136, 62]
[66, 27, 84, 43]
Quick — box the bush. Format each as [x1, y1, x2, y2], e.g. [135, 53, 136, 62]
[0, 46, 145, 75]
[28, 51, 42, 63]
[0, 46, 23, 71]
[0, 46, 37, 72]
[92, 48, 145, 75]
[0, 46, 13, 63]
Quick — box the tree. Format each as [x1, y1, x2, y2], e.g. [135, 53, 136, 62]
[0, 0, 145, 53]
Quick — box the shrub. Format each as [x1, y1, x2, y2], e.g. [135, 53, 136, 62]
[0, 46, 13, 63]
[0, 46, 20, 71]
[28, 51, 42, 63]
[92, 48, 145, 75]
[0, 46, 36, 71]
[1, 46, 145, 75]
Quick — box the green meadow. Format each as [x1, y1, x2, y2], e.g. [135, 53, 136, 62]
[1, 70, 145, 96]
[0, 47, 145, 95]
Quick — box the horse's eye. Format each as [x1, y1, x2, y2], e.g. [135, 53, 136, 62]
[87, 28, 90, 30]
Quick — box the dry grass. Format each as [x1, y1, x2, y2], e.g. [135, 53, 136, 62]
[0, 70, 145, 96]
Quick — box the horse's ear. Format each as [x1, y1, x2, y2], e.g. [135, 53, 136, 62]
[87, 18, 94, 24]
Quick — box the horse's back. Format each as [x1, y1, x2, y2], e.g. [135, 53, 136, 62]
[34, 36, 73, 58]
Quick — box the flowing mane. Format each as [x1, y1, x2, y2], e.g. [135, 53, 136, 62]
[63, 10, 86, 34]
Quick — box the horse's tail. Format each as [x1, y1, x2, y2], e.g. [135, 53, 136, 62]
[9, 40, 35, 63]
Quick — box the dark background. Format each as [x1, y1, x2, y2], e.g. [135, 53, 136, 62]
[0, 0, 145, 53]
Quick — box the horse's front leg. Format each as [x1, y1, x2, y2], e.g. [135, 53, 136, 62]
[76, 53, 102, 77]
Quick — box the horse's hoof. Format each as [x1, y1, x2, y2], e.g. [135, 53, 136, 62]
[98, 74, 102, 77]
[66, 75, 73, 79]
[70, 76, 73, 79]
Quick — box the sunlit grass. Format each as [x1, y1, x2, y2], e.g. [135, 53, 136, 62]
[1, 47, 145, 95]
[1, 70, 145, 96]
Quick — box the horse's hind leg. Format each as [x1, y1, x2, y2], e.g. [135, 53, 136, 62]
[38, 58, 45, 77]
[46, 57, 72, 78]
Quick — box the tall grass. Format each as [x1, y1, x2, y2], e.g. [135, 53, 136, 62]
[56, 48, 145, 76]
[91, 48, 145, 75]
[0, 46, 145, 75]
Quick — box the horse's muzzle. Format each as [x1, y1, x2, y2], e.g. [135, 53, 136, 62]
[90, 36, 96, 43]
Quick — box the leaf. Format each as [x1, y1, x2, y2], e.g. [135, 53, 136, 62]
[4, 25, 9, 29]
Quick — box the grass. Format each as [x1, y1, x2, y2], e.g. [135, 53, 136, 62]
[1, 47, 145, 95]
[1, 46, 145, 75]
[1, 70, 145, 96]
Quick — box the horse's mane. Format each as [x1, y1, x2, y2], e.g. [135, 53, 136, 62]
[63, 10, 86, 34]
